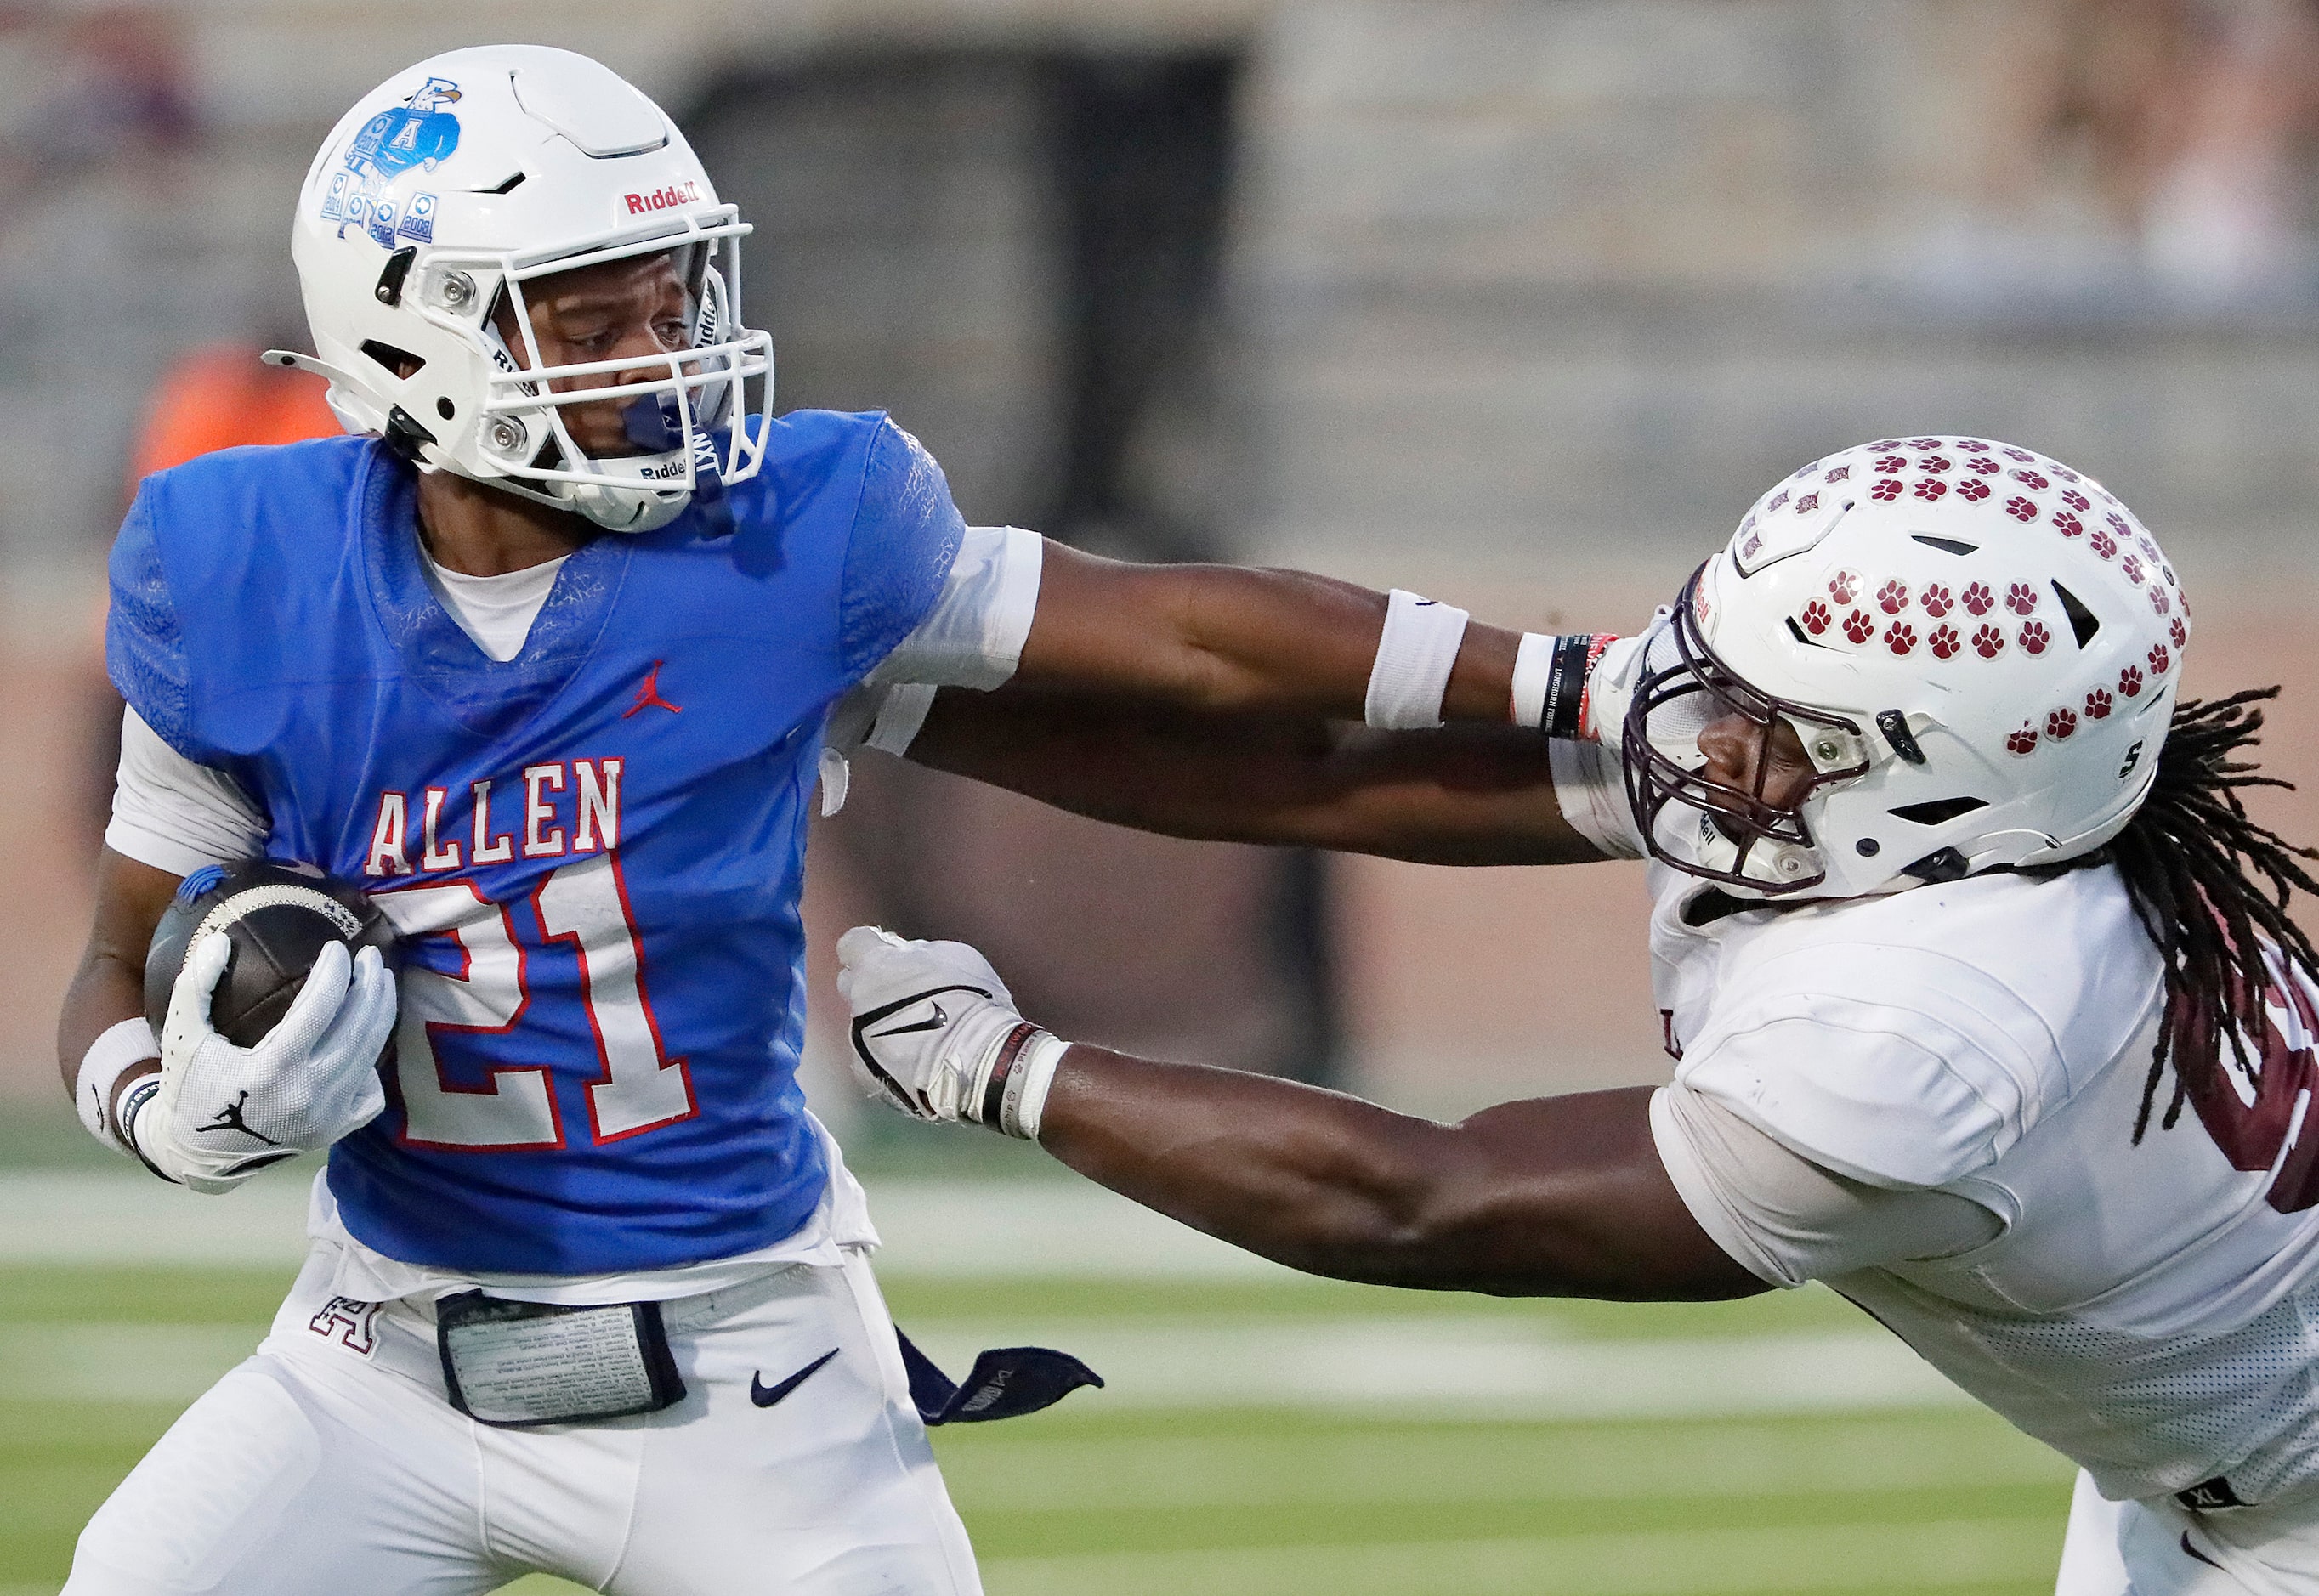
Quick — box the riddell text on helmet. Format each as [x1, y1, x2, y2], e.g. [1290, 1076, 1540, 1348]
[624, 181, 701, 216]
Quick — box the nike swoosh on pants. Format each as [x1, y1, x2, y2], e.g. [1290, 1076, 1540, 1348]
[751, 1349, 841, 1408]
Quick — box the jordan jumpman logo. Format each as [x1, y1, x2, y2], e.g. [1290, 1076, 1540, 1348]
[622, 661, 683, 718]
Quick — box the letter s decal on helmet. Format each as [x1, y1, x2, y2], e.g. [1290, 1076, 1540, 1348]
[1621, 438, 2186, 898]
[275, 46, 774, 534]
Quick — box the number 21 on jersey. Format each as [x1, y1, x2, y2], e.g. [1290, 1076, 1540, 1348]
[371, 854, 696, 1150]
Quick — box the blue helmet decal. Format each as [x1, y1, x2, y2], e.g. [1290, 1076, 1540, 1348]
[321, 77, 462, 241]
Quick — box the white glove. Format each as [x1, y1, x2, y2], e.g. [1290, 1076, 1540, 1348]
[834, 926, 1068, 1139]
[136, 934, 399, 1193]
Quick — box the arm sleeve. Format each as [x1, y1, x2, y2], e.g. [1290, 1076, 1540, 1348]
[1649, 1083, 2004, 1288]
[837, 418, 968, 680]
[865, 524, 1043, 690]
[105, 707, 267, 876]
[105, 485, 199, 759]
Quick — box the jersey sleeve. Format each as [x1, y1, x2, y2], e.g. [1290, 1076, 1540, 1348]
[866, 525, 1042, 690]
[837, 418, 968, 681]
[1649, 1082, 2004, 1288]
[1673, 950, 2047, 1190]
[105, 484, 199, 760]
[106, 707, 268, 876]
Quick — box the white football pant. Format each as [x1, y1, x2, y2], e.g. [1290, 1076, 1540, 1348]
[65, 1244, 982, 1594]
[2056, 1468, 2319, 1595]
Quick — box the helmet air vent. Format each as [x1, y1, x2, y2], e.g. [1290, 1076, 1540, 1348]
[1912, 535, 1979, 556]
[481, 171, 526, 195]
[2052, 581, 2101, 648]
[359, 340, 426, 380]
[1890, 797, 1987, 826]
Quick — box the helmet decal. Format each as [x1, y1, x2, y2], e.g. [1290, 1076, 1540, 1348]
[320, 76, 463, 247]
[292, 48, 774, 534]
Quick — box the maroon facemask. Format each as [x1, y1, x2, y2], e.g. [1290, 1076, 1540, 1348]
[1619, 565, 1873, 895]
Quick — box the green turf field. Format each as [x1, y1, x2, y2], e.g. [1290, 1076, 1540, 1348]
[0, 1257, 2074, 1595]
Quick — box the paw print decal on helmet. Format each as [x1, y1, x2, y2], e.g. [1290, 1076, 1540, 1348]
[1800, 600, 1832, 635]
[1878, 580, 1910, 614]
[1973, 624, 2006, 658]
[1828, 570, 1862, 605]
[2046, 707, 2078, 739]
[1920, 584, 1953, 617]
[1961, 583, 1994, 616]
[1885, 622, 1917, 655]
[2006, 496, 2040, 523]
[1843, 609, 1876, 644]
[2019, 620, 2050, 655]
[2006, 723, 2039, 755]
[2005, 583, 2039, 615]
[1928, 625, 1961, 659]
[2085, 688, 2113, 720]
[2118, 665, 2144, 698]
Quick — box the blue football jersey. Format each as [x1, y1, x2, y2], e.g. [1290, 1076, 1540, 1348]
[108, 411, 964, 1274]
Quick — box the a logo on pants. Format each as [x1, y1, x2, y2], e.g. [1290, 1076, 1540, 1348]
[309, 1296, 381, 1355]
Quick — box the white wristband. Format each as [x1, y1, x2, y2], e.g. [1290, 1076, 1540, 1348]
[75, 1017, 160, 1158]
[1012, 1032, 1069, 1142]
[1509, 633, 1556, 728]
[965, 1024, 1070, 1140]
[1364, 590, 1470, 730]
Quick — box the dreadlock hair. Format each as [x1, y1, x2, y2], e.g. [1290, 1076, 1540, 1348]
[2105, 688, 2319, 1142]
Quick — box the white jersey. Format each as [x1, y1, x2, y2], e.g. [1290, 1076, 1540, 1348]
[1553, 740, 2319, 1507]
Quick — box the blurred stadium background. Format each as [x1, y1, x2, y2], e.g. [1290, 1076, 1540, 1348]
[5, 1, 2319, 1590]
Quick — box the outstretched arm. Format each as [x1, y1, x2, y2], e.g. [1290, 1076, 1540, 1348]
[1040, 1061, 1761, 1300]
[907, 692, 1609, 866]
[835, 931, 1763, 1303]
[1017, 544, 1522, 722]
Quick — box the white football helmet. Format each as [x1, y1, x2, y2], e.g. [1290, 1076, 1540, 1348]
[1624, 437, 2188, 897]
[275, 46, 772, 532]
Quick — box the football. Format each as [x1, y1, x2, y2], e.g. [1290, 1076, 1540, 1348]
[143, 862, 399, 1049]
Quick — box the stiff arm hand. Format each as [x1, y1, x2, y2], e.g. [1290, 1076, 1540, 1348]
[135, 934, 399, 1192]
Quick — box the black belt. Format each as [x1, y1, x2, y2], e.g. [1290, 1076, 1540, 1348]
[435, 1289, 1100, 1429]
